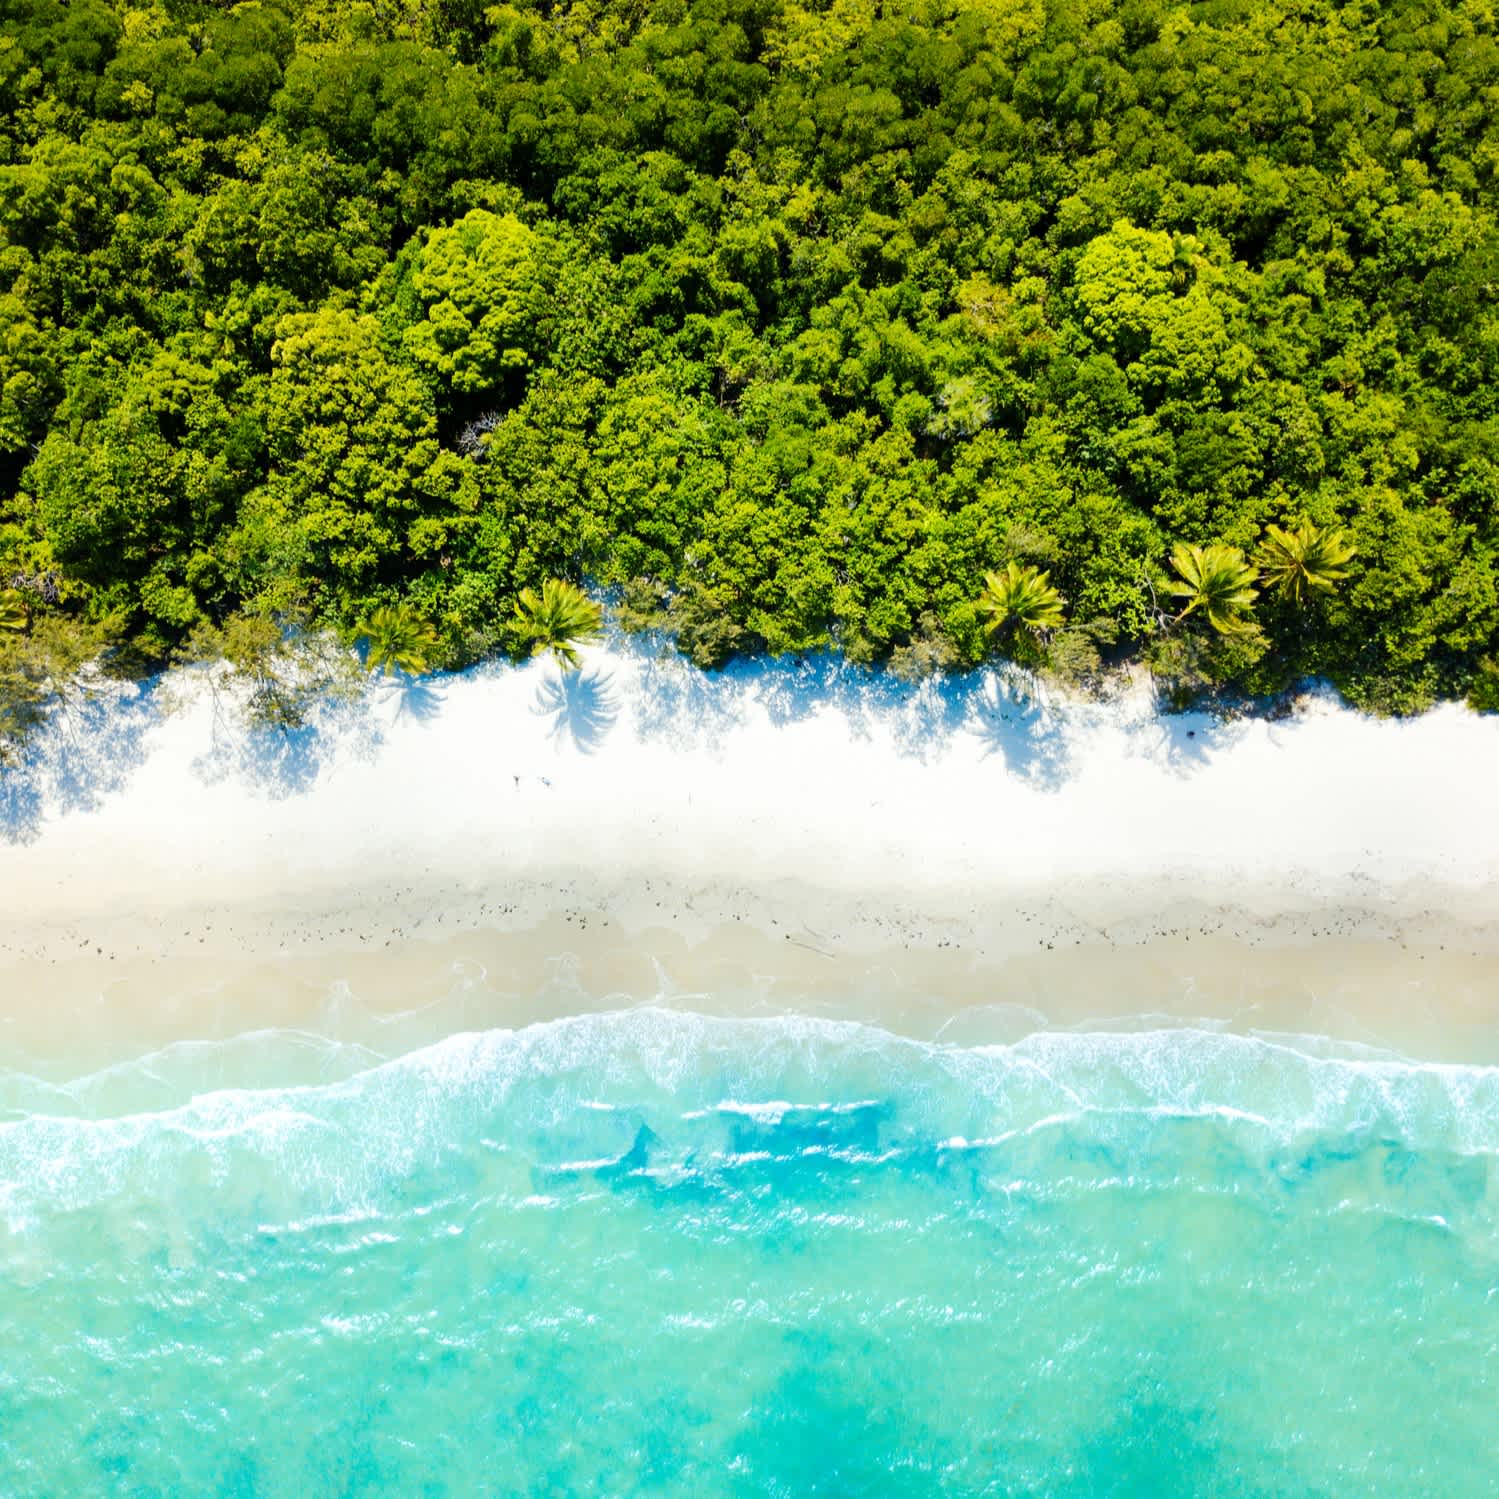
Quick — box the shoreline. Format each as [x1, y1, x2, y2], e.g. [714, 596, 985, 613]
[3, 865, 1497, 1072]
[3, 644, 1497, 1075]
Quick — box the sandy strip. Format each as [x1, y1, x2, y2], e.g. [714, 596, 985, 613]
[2, 867, 1496, 1072]
[2, 642, 1497, 1072]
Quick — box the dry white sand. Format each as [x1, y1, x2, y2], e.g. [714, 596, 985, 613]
[2, 640, 1496, 1069]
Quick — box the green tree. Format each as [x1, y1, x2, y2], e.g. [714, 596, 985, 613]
[0, 292, 58, 455]
[0, 615, 113, 763]
[1255, 519, 1356, 606]
[977, 562, 1067, 646]
[176, 616, 364, 734]
[25, 398, 186, 587]
[234, 308, 476, 603]
[356, 603, 439, 676]
[402, 210, 545, 395]
[1167, 543, 1259, 635]
[1069, 222, 1254, 403]
[1469, 658, 1499, 714]
[2, 0, 1498, 719]
[0, 590, 26, 632]
[512, 579, 602, 671]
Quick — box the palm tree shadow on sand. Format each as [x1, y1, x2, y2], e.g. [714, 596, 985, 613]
[532, 668, 620, 753]
[608, 630, 1243, 784]
[385, 674, 446, 726]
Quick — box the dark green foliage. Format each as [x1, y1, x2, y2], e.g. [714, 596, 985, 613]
[0, 0, 1495, 722]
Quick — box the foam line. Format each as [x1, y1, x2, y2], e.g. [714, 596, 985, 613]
[4, 1013, 1499, 1232]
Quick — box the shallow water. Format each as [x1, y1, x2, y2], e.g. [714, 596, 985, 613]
[2, 1009, 1496, 1495]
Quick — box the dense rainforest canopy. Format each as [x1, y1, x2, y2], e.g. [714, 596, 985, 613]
[1, 0, 1497, 742]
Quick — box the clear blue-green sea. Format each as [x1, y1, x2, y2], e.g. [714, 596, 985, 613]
[3, 1009, 1497, 1496]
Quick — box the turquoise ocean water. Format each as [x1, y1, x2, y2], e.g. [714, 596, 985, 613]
[3, 1008, 1497, 1495]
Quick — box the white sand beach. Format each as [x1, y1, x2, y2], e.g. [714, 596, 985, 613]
[2, 638, 1496, 1070]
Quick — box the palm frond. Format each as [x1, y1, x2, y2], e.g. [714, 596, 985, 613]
[1168, 542, 1259, 635]
[1254, 519, 1356, 606]
[976, 562, 1066, 639]
[512, 579, 603, 671]
[355, 604, 439, 676]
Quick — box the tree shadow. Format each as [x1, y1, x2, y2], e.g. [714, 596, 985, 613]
[0, 635, 1321, 845]
[1148, 705, 1229, 772]
[964, 670, 1076, 789]
[386, 674, 446, 727]
[193, 721, 330, 798]
[532, 667, 620, 754]
[0, 756, 46, 844]
[0, 680, 160, 845]
[884, 672, 988, 761]
[614, 637, 1087, 780]
[631, 644, 744, 750]
[191, 690, 384, 799]
[738, 651, 852, 728]
[586, 635, 1271, 789]
[628, 642, 978, 757]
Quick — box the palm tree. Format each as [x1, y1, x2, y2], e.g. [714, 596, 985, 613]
[1167, 542, 1259, 635]
[512, 579, 603, 671]
[0, 590, 25, 633]
[977, 562, 1067, 643]
[355, 603, 439, 676]
[1254, 519, 1356, 605]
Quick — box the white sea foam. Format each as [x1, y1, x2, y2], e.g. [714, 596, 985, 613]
[4, 1012, 1499, 1233]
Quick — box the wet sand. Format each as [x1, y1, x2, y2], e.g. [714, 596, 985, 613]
[3, 866, 1496, 1073]
[3, 645, 1497, 1076]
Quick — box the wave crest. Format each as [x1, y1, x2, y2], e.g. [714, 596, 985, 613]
[3, 1012, 1498, 1239]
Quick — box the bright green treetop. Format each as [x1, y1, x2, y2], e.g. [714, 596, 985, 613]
[1255, 520, 1356, 606]
[403, 210, 545, 394]
[1071, 222, 1253, 399]
[356, 604, 439, 676]
[1168, 543, 1259, 635]
[512, 580, 603, 672]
